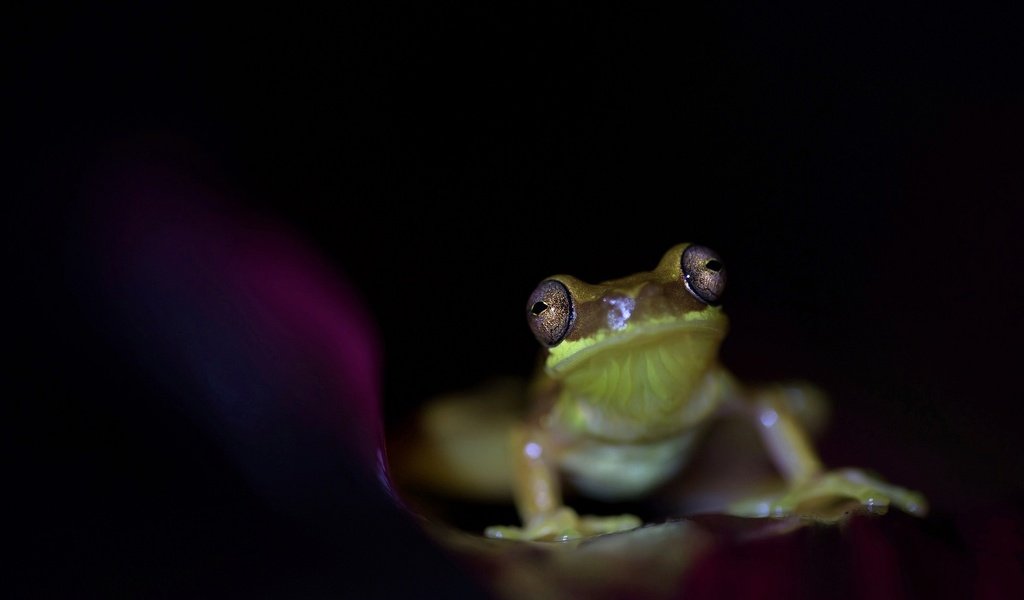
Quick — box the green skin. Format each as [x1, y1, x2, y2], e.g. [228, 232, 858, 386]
[485, 243, 927, 541]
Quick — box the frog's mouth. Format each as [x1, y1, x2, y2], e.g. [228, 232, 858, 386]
[545, 316, 729, 378]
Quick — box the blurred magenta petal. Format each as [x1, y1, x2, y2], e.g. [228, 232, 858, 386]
[85, 148, 391, 528]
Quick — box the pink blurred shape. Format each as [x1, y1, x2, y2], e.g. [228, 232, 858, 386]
[88, 144, 392, 519]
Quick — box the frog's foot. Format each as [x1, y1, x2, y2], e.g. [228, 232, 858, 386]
[727, 468, 928, 523]
[484, 507, 642, 542]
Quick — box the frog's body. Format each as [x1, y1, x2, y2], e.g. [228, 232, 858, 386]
[396, 244, 928, 542]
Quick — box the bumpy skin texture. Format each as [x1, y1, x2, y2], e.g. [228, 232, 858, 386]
[485, 244, 927, 541]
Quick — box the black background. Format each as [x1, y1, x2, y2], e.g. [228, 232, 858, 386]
[9, 3, 1024, 597]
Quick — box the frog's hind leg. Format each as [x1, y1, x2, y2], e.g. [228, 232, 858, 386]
[388, 378, 524, 502]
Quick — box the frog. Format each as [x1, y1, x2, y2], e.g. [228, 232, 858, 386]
[478, 243, 927, 541]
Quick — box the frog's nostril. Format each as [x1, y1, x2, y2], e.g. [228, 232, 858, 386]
[531, 301, 549, 315]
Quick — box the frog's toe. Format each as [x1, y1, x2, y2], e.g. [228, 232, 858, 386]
[484, 524, 535, 540]
[577, 513, 643, 536]
[835, 468, 929, 517]
[894, 491, 928, 517]
[484, 508, 642, 542]
[726, 494, 793, 519]
[805, 469, 893, 514]
[485, 507, 583, 541]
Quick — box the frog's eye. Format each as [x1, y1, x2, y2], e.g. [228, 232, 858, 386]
[527, 279, 575, 347]
[681, 245, 727, 305]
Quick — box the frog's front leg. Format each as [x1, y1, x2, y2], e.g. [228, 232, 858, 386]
[729, 384, 928, 521]
[484, 425, 641, 541]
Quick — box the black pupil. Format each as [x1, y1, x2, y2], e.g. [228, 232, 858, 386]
[531, 301, 549, 315]
[705, 259, 722, 272]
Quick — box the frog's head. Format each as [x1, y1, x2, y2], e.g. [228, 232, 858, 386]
[527, 244, 728, 412]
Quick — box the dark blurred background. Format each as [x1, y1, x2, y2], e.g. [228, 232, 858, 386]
[9, 2, 1023, 597]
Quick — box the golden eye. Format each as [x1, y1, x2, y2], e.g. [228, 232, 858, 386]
[526, 279, 575, 346]
[681, 245, 727, 305]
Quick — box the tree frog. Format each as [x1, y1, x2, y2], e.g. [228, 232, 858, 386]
[483, 243, 927, 541]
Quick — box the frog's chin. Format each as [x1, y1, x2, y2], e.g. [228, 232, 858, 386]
[545, 316, 728, 378]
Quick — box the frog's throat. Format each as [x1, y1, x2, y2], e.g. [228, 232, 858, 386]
[545, 318, 727, 438]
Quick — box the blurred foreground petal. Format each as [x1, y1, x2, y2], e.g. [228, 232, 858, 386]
[77, 143, 484, 596]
